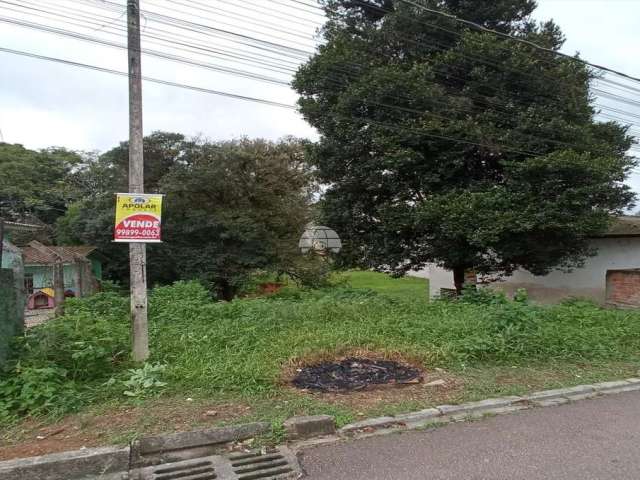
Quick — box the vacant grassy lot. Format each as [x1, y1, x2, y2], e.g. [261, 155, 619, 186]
[2, 271, 640, 458]
[333, 270, 429, 300]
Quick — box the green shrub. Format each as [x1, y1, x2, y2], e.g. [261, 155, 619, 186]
[0, 364, 81, 420]
[15, 293, 129, 381]
[120, 363, 167, 398]
[4, 276, 640, 420]
[1, 292, 130, 419]
[99, 280, 127, 296]
[286, 256, 333, 289]
[457, 286, 508, 305]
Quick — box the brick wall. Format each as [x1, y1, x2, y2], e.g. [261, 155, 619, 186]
[605, 269, 640, 308]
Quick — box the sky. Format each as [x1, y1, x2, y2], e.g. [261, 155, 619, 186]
[0, 0, 639, 188]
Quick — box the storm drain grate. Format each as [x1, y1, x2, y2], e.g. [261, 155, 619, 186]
[230, 451, 294, 479]
[132, 447, 299, 480]
[151, 459, 217, 480]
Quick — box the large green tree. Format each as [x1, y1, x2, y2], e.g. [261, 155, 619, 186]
[59, 133, 315, 298]
[160, 137, 314, 300]
[293, 0, 636, 292]
[56, 132, 191, 283]
[0, 143, 81, 226]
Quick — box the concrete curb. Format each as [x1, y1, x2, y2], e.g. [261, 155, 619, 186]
[284, 415, 336, 440]
[3, 379, 640, 477]
[291, 377, 640, 449]
[0, 446, 130, 480]
[0, 422, 270, 479]
[130, 421, 271, 468]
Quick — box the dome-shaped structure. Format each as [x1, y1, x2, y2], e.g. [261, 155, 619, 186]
[299, 226, 342, 254]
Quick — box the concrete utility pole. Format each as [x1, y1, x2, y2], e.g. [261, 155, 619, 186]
[127, 0, 149, 362]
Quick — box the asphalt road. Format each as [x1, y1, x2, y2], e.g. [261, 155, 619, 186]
[300, 391, 640, 479]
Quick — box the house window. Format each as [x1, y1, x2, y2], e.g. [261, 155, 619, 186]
[24, 274, 34, 295]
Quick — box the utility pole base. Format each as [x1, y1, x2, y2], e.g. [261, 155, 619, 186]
[130, 242, 149, 362]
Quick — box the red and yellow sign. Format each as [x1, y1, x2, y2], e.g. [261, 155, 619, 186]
[114, 193, 163, 243]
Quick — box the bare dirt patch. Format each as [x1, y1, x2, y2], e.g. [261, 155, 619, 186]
[0, 397, 251, 461]
[312, 375, 463, 414]
[283, 349, 464, 413]
[292, 357, 423, 392]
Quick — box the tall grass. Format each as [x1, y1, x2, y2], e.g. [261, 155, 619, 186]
[3, 277, 640, 418]
[149, 283, 640, 394]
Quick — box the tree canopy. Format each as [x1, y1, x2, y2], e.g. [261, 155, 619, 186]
[0, 142, 81, 226]
[57, 133, 315, 299]
[293, 0, 636, 291]
[159, 137, 315, 299]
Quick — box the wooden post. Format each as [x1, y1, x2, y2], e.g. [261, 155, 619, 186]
[0, 218, 4, 268]
[53, 259, 65, 316]
[83, 260, 96, 296]
[73, 256, 83, 298]
[127, 0, 149, 362]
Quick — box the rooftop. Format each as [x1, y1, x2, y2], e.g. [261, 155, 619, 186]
[2, 220, 45, 233]
[21, 241, 96, 265]
[601, 216, 640, 237]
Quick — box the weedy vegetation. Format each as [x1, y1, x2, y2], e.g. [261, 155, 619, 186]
[2, 272, 640, 427]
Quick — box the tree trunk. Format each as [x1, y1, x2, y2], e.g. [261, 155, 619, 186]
[453, 266, 466, 296]
[218, 279, 236, 302]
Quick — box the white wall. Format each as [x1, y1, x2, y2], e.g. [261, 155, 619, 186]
[492, 237, 640, 303]
[426, 264, 455, 299]
[416, 237, 640, 303]
[408, 267, 429, 279]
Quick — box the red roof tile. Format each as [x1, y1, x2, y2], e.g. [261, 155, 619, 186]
[22, 241, 96, 265]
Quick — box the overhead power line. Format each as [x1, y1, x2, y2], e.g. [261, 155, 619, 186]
[0, 45, 552, 156]
[267, 0, 326, 17]
[73, 0, 312, 56]
[398, 0, 640, 83]
[3, 2, 636, 131]
[2, 0, 303, 74]
[5, 0, 640, 141]
[227, 0, 323, 25]
[2, 0, 638, 154]
[286, 0, 324, 11]
[143, 0, 319, 46]
[0, 16, 293, 86]
[50, 0, 640, 112]
[166, 0, 318, 38]
[0, 46, 296, 108]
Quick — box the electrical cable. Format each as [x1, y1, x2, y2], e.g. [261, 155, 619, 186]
[5, 2, 640, 146]
[6, 0, 640, 138]
[398, 0, 640, 83]
[4, 1, 639, 151]
[0, 46, 297, 108]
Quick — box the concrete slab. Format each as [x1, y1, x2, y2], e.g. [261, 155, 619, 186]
[284, 415, 336, 440]
[130, 422, 270, 468]
[0, 446, 129, 480]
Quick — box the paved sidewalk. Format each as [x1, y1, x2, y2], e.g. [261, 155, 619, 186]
[301, 391, 640, 479]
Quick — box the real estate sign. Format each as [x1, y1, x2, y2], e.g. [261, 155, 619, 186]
[114, 193, 163, 243]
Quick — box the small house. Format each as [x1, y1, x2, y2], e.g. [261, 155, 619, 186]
[418, 216, 640, 307]
[21, 240, 102, 307]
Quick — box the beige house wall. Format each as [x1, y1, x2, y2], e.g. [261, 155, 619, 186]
[416, 237, 640, 304]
